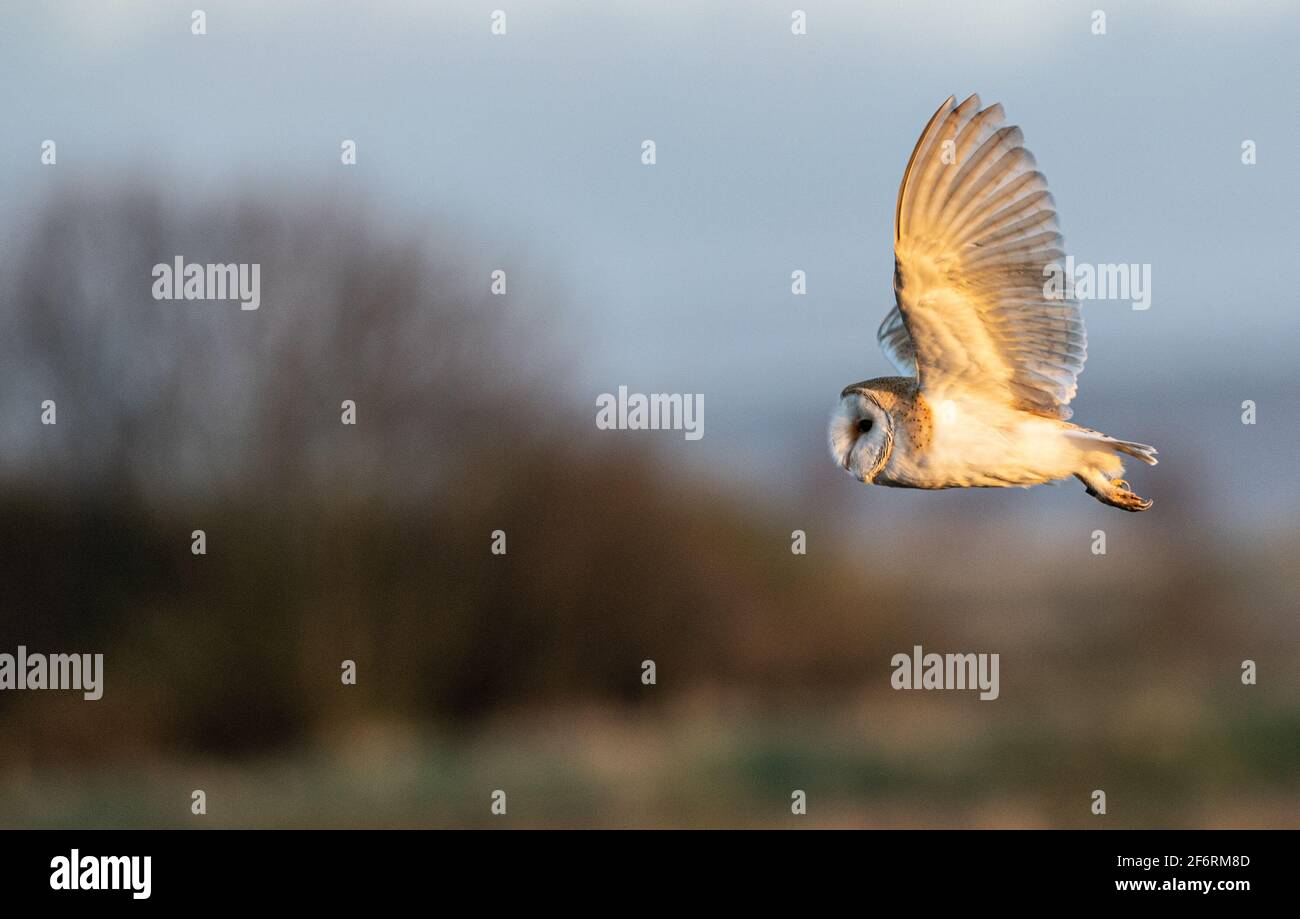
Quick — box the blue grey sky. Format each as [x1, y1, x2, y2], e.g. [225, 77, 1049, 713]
[3, 1, 1297, 525]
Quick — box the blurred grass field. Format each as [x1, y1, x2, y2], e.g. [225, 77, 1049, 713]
[6, 697, 1298, 828]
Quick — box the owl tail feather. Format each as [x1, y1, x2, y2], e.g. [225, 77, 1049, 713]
[1106, 437, 1159, 467]
[1064, 426, 1159, 466]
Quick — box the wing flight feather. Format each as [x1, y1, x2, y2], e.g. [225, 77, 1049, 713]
[879, 94, 1086, 419]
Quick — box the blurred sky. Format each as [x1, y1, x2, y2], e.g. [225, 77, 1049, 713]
[2, 0, 1297, 524]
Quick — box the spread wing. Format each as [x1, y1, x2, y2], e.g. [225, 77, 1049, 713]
[876, 302, 917, 376]
[879, 94, 1086, 419]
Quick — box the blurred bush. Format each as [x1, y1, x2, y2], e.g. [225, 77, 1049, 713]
[0, 186, 910, 761]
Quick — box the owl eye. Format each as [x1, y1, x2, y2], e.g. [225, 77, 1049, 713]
[857, 418, 873, 434]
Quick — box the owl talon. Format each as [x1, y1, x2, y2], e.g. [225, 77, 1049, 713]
[1076, 473, 1152, 512]
[1109, 490, 1152, 512]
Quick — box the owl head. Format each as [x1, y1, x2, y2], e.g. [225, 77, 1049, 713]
[829, 383, 895, 482]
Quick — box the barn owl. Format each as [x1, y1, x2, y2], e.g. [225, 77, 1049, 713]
[830, 94, 1157, 511]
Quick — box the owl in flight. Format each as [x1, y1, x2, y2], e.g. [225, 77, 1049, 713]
[830, 94, 1157, 511]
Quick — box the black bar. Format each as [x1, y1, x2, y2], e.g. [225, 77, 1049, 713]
[0, 829, 1281, 906]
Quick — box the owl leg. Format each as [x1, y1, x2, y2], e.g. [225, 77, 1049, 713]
[1075, 471, 1153, 512]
